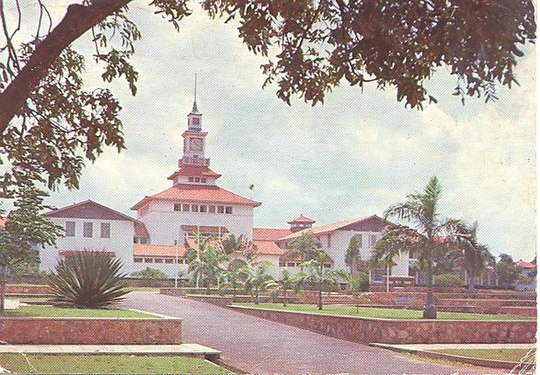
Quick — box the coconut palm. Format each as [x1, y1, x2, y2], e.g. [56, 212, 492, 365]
[378, 176, 470, 319]
[47, 250, 129, 308]
[275, 269, 303, 306]
[301, 252, 346, 310]
[369, 237, 404, 293]
[187, 243, 229, 294]
[288, 232, 322, 262]
[244, 262, 276, 304]
[219, 234, 258, 262]
[345, 236, 361, 275]
[450, 222, 493, 295]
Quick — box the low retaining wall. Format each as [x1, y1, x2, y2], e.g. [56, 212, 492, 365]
[0, 318, 182, 344]
[230, 306, 536, 345]
[6, 285, 52, 295]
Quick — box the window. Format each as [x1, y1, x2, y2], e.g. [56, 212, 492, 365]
[100, 223, 111, 238]
[201, 178, 207, 183]
[83, 222, 93, 237]
[65, 221, 75, 237]
[369, 234, 378, 247]
[209, 205, 216, 213]
[192, 117, 200, 126]
[195, 177, 201, 183]
[225, 206, 233, 214]
[165, 259, 173, 264]
[174, 203, 182, 211]
[217, 206, 224, 214]
[200, 205, 207, 213]
[154, 259, 164, 263]
[279, 261, 286, 267]
[191, 204, 199, 212]
[143, 258, 152, 263]
[134, 258, 142, 263]
[188, 177, 194, 182]
[182, 204, 190, 212]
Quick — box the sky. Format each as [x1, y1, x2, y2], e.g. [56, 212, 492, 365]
[2, 1, 537, 262]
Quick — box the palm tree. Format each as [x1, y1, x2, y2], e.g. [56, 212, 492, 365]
[451, 222, 493, 295]
[345, 236, 361, 275]
[244, 262, 276, 304]
[288, 232, 322, 262]
[225, 265, 249, 298]
[369, 238, 403, 293]
[219, 234, 258, 262]
[301, 252, 346, 310]
[378, 176, 469, 319]
[187, 244, 229, 294]
[275, 269, 303, 306]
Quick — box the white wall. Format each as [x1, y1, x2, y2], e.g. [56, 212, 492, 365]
[39, 217, 135, 274]
[141, 200, 254, 244]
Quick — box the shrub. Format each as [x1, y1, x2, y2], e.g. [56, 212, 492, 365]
[47, 250, 129, 308]
[131, 267, 168, 280]
[434, 273, 465, 287]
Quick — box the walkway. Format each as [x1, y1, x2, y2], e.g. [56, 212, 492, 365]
[123, 292, 507, 374]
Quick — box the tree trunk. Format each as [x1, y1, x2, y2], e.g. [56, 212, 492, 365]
[467, 274, 476, 295]
[317, 282, 323, 310]
[283, 287, 287, 307]
[423, 257, 437, 319]
[386, 263, 390, 293]
[255, 288, 259, 304]
[0, 265, 6, 313]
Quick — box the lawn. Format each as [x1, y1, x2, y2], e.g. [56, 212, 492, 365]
[431, 348, 536, 363]
[125, 287, 161, 293]
[0, 305, 158, 318]
[0, 354, 230, 374]
[233, 303, 535, 320]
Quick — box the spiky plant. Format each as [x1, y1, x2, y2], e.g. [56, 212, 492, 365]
[47, 250, 129, 308]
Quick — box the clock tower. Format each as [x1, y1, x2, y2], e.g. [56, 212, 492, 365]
[168, 80, 222, 186]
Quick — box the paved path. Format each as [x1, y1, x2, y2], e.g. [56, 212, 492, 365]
[123, 293, 508, 374]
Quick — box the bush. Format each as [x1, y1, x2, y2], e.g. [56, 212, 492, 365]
[131, 267, 168, 280]
[350, 272, 370, 293]
[434, 273, 465, 287]
[47, 250, 129, 308]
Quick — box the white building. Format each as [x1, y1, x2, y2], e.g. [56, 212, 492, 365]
[38, 92, 409, 280]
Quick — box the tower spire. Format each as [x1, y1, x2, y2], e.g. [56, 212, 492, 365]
[192, 73, 198, 113]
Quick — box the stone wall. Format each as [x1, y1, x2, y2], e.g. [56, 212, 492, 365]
[6, 285, 52, 295]
[0, 318, 182, 344]
[230, 306, 536, 344]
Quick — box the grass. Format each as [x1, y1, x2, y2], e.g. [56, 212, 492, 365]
[0, 354, 230, 374]
[233, 303, 535, 320]
[431, 348, 536, 363]
[0, 305, 159, 318]
[14, 297, 52, 303]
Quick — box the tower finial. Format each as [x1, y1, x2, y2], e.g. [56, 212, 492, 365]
[192, 73, 198, 113]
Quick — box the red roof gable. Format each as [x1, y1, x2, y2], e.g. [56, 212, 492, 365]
[168, 165, 222, 180]
[282, 215, 387, 240]
[131, 184, 261, 210]
[134, 221, 149, 238]
[253, 228, 292, 242]
[44, 200, 144, 224]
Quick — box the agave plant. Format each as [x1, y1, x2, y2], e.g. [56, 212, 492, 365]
[47, 250, 129, 308]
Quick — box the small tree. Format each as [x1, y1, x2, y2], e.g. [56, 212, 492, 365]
[345, 236, 361, 275]
[219, 234, 258, 262]
[244, 262, 276, 304]
[131, 267, 168, 280]
[187, 244, 229, 294]
[301, 252, 346, 310]
[275, 269, 303, 306]
[47, 250, 129, 308]
[0, 185, 62, 312]
[288, 233, 322, 262]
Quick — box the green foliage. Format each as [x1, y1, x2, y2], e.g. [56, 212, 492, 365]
[345, 236, 360, 273]
[130, 267, 168, 280]
[187, 243, 229, 290]
[219, 234, 257, 261]
[434, 273, 465, 287]
[244, 262, 276, 304]
[0, 1, 535, 193]
[288, 233, 322, 261]
[496, 261, 521, 288]
[47, 250, 129, 308]
[348, 272, 370, 293]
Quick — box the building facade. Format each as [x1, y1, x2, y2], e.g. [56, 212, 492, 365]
[38, 94, 409, 280]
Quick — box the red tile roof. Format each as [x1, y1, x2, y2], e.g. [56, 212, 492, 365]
[59, 250, 115, 257]
[168, 165, 222, 180]
[281, 215, 386, 240]
[253, 228, 292, 242]
[45, 200, 140, 222]
[287, 214, 315, 224]
[133, 244, 187, 258]
[252, 240, 288, 256]
[516, 260, 536, 269]
[131, 184, 261, 210]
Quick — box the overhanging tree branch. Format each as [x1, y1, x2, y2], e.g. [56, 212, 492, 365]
[0, 0, 131, 133]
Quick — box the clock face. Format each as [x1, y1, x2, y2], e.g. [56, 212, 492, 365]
[190, 138, 203, 151]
